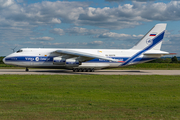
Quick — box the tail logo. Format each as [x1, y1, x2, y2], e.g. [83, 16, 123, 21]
[146, 38, 153, 45]
[35, 57, 39, 61]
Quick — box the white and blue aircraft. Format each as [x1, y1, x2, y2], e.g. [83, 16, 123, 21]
[3, 23, 174, 72]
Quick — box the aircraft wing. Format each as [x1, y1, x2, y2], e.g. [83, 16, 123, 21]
[54, 50, 122, 62]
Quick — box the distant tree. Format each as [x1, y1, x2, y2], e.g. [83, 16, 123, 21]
[164, 58, 171, 63]
[0, 57, 5, 64]
[156, 58, 164, 63]
[147, 56, 180, 63]
[147, 58, 165, 63]
[171, 56, 178, 63]
[147, 59, 156, 63]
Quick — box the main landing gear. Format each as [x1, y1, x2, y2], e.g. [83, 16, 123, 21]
[25, 67, 29, 72]
[73, 68, 94, 72]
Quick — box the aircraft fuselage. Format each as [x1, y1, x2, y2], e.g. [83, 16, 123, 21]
[3, 48, 162, 69]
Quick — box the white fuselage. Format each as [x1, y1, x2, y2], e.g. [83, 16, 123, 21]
[3, 48, 165, 69]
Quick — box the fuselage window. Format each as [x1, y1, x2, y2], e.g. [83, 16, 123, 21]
[16, 50, 23, 53]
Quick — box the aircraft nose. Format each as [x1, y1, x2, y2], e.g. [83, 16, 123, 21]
[3, 57, 6, 63]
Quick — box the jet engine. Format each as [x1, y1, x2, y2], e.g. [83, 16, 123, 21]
[53, 57, 80, 67]
[53, 57, 66, 65]
[66, 59, 79, 67]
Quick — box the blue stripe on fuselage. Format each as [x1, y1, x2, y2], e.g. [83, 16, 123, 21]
[5, 56, 54, 62]
[5, 56, 155, 63]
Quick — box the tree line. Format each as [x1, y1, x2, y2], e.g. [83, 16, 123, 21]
[148, 56, 180, 63]
[0, 57, 5, 64]
[0, 56, 180, 64]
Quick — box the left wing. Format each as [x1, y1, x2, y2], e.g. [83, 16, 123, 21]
[54, 49, 123, 62]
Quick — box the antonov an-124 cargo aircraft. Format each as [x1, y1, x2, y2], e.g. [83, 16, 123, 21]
[3, 23, 175, 72]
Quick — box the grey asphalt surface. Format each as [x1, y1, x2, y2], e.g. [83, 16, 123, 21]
[0, 69, 180, 75]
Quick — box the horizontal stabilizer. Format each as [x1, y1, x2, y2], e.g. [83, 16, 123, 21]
[143, 52, 176, 58]
[144, 53, 176, 55]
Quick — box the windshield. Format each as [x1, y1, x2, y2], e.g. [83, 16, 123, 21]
[16, 50, 23, 53]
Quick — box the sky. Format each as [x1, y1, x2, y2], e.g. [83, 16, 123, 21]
[0, 0, 180, 56]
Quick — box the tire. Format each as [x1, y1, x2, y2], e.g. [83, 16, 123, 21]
[87, 68, 91, 72]
[82, 69, 86, 72]
[25, 68, 29, 72]
[75, 68, 79, 72]
[79, 69, 82, 72]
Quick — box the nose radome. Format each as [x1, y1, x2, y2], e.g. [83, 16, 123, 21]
[3, 57, 6, 63]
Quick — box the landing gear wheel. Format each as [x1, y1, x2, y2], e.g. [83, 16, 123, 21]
[73, 68, 78, 72]
[72, 68, 95, 72]
[89, 68, 94, 72]
[25, 67, 29, 72]
[78, 69, 82, 72]
[82, 69, 86, 72]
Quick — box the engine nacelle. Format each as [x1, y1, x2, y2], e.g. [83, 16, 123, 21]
[53, 57, 66, 65]
[53, 57, 80, 67]
[66, 59, 79, 67]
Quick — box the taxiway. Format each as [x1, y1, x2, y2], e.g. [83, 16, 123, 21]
[0, 69, 180, 75]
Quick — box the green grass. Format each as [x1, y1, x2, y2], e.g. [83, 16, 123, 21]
[0, 75, 180, 119]
[0, 64, 15, 67]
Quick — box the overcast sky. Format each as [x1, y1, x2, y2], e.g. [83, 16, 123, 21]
[0, 0, 180, 56]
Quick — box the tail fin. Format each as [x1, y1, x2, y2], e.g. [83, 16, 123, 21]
[132, 23, 167, 50]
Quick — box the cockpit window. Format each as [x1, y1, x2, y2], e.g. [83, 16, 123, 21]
[16, 50, 23, 53]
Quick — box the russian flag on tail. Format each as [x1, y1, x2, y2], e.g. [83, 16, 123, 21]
[149, 34, 156, 36]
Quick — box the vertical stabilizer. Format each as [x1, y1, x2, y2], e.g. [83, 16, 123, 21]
[132, 23, 167, 50]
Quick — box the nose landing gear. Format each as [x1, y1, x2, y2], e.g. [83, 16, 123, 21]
[25, 67, 29, 72]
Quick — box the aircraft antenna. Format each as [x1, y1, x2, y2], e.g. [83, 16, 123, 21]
[11, 46, 17, 52]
